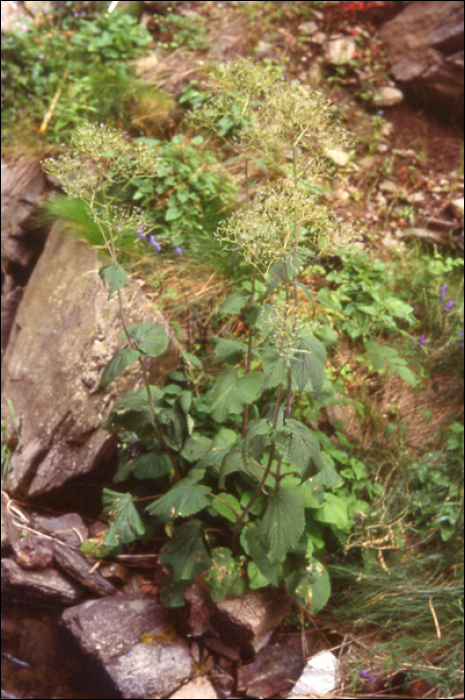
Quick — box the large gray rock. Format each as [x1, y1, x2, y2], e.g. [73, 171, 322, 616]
[379, 1, 464, 111]
[2, 223, 180, 498]
[62, 593, 194, 699]
[1, 157, 48, 351]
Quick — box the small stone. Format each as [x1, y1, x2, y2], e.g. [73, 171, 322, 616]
[325, 36, 356, 65]
[378, 180, 398, 194]
[287, 651, 341, 699]
[326, 148, 351, 166]
[169, 677, 218, 699]
[373, 86, 404, 107]
[377, 143, 389, 153]
[299, 21, 318, 36]
[381, 122, 394, 138]
[407, 192, 425, 204]
[450, 198, 464, 218]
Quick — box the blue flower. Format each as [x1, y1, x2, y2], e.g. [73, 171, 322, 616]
[445, 300, 455, 314]
[150, 235, 161, 252]
[174, 246, 183, 256]
[440, 285, 448, 301]
[419, 335, 426, 345]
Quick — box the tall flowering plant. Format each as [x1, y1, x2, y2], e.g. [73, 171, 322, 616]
[43, 60, 356, 611]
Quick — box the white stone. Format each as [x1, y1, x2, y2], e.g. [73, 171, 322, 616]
[299, 21, 318, 36]
[325, 36, 356, 65]
[169, 677, 218, 699]
[326, 148, 351, 167]
[450, 198, 464, 218]
[287, 650, 341, 699]
[373, 86, 404, 107]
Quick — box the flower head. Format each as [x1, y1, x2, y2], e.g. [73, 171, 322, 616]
[445, 300, 455, 314]
[150, 235, 161, 252]
[440, 285, 448, 301]
[174, 246, 183, 256]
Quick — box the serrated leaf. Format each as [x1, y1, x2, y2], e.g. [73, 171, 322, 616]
[127, 323, 169, 358]
[102, 489, 146, 548]
[211, 493, 242, 523]
[285, 561, 331, 613]
[282, 419, 323, 481]
[165, 207, 182, 221]
[244, 527, 279, 586]
[247, 561, 270, 589]
[145, 469, 210, 522]
[209, 368, 263, 422]
[291, 350, 325, 394]
[220, 294, 248, 315]
[213, 337, 248, 364]
[132, 451, 172, 479]
[219, 441, 248, 488]
[159, 576, 190, 607]
[395, 365, 418, 386]
[99, 348, 141, 389]
[314, 492, 349, 531]
[206, 548, 246, 602]
[111, 385, 164, 411]
[181, 434, 212, 463]
[258, 487, 305, 564]
[159, 520, 211, 581]
[99, 264, 128, 299]
[261, 348, 288, 390]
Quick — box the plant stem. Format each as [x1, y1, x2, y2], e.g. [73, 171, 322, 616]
[232, 382, 284, 555]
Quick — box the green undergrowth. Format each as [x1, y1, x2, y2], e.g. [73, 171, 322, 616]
[1, 4, 173, 145]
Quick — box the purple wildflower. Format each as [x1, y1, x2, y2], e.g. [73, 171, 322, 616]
[419, 335, 426, 345]
[39, 54, 45, 60]
[359, 670, 368, 678]
[174, 246, 183, 256]
[150, 235, 161, 252]
[440, 285, 448, 301]
[116, 222, 121, 232]
[445, 300, 455, 314]
[367, 674, 375, 682]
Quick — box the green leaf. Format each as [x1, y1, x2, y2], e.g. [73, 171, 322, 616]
[365, 341, 398, 359]
[209, 368, 263, 422]
[205, 548, 246, 602]
[211, 493, 242, 523]
[258, 486, 305, 564]
[219, 441, 248, 488]
[165, 207, 182, 221]
[290, 349, 325, 394]
[99, 264, 128, 299]
[145, 469, 210, 522]
[213, 337, 248, 364]
[159, 577, 190, 607]
[285, 560, 331, 613]
[127, 323, 169, 358]
[261, 348, 288, 390]
[314, 492, 349, 531]
[283, 419, 323, 480]
[181, 434, 212, 463]
[132, 451, 172, 479]
[247, 561, 270, 589]
[251, 155, 268, 179]
[220, 294, 248, 315]
[159, 520, 211, 581]
[102, 489, 146, 548]
[244, 526, 279, 586]
[395, 365, 418, 386]
[99, 348, 141, 389]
